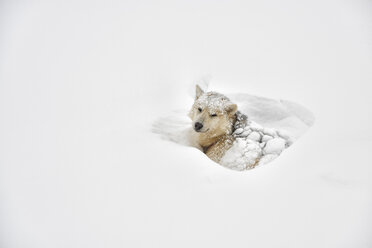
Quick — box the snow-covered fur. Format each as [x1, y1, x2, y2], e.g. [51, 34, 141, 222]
[221, 111, 292, 170]
[189, 85, 292, 171]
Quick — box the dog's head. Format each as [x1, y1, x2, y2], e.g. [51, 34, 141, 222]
[188, 85, 237, 136]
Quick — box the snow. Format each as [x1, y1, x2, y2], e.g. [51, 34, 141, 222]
[263, 138, 286, 155]
[196, 92, 232, 113]
[229, 93, 315, 140]
[1, 0, 372, 248]
[220, 138, 261, 170]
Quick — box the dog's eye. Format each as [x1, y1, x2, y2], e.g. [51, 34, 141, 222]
[198, 108, 202, 112]
[210, 113, 217, 117]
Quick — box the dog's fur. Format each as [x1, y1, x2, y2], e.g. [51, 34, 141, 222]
[188, 85, 241, 163]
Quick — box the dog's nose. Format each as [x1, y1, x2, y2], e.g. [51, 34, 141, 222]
[194, 122, 203, 131]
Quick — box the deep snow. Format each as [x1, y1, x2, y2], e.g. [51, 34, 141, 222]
[1, 0, 372, 248]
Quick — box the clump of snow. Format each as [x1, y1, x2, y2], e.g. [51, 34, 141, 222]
[218, 111, 292, 170]
[263, 138, 286, 154]
[220, 138, 262, 170]
[195, 92, 233, 113]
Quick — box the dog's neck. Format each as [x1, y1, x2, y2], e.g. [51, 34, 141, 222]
[198, 133, 227, 151]
[196, 114, 237, 150]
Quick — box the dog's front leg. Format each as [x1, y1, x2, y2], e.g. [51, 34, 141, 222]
[205, 136, 234, 163]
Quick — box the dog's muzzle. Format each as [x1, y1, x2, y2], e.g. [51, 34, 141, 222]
[194, 122, 203, 132]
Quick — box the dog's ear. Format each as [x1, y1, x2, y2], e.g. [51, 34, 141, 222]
[225, 103, 237, 116]
[195, 85, 204, 99]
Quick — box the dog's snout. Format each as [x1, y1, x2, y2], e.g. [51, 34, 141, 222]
[194, 122, 203, 131]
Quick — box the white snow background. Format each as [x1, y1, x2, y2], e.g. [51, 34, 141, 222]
[1, 0, 372, 247]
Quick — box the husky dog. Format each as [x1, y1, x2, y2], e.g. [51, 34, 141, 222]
[189, 85, 291, 170]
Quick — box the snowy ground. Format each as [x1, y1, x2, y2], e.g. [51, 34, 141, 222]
[1, 0, 372, 247]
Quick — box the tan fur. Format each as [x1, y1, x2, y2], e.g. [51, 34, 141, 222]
[205, 135, 234, 163]
[188, 85, 238, 163]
